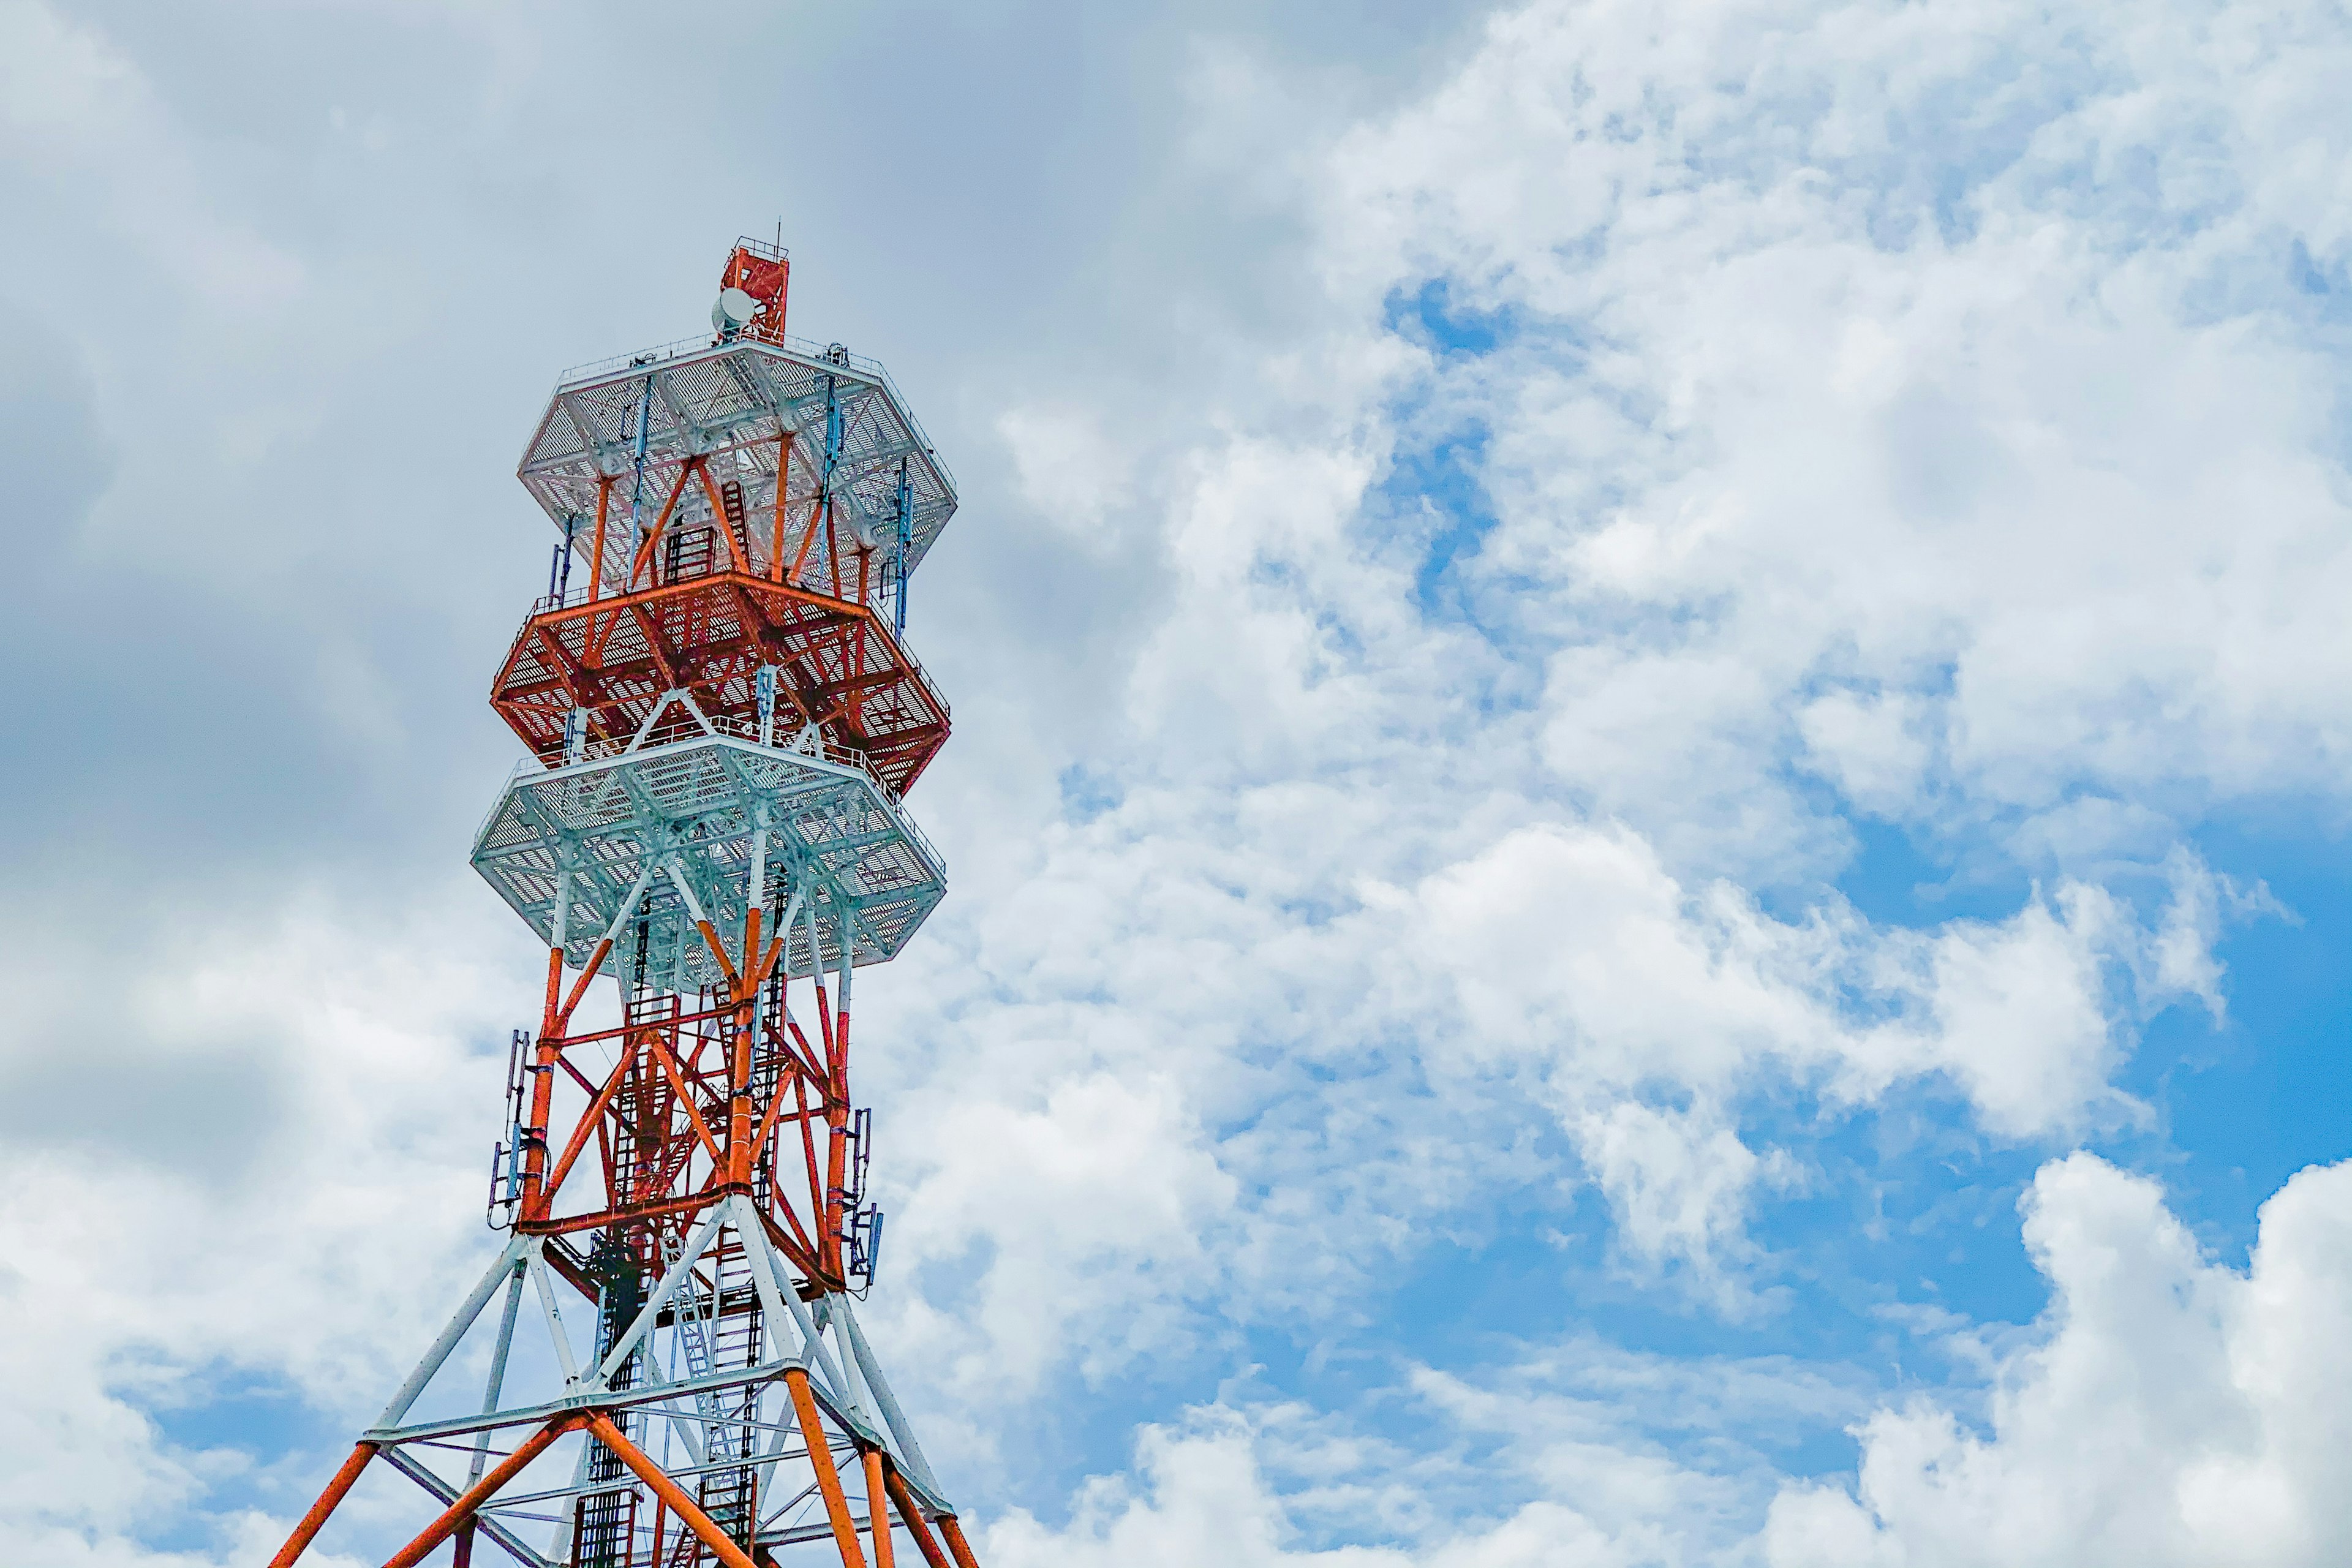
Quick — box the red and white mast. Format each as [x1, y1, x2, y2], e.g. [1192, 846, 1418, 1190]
[273, 238, 981, 1568]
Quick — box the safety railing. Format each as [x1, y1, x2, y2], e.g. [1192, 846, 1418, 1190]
[552, 333, 955, 494]
[491, 720, 946, 876]
[514, 590, 949, 712]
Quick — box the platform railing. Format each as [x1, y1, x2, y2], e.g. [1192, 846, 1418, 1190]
[552, 331, 954, 492]
[496, 721, 946, 874]
[515, 584, 948, 710]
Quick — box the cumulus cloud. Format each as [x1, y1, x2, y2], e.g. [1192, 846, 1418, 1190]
[1, 0, 2343, 1561]
[1318, 0, 2352, 881]
[984, 1156, 2352, 1568]
[0, 888, 532, 1563]
[1766, 1155, 2352, 1567]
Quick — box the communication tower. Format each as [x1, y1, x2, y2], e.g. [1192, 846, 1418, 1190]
[271, 238, 982, 1568]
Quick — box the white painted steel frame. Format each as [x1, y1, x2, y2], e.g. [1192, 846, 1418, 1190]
[472, 726, 946, 989]
[354, 1218, 956, 1566]
[518, 337, 957, 601]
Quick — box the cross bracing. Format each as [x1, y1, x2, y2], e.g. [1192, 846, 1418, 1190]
[284, 1199, 968, 1568]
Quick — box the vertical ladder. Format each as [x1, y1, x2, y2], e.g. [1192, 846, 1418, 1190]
[719, 479, 751, 573]
[663, 524, 716, 585]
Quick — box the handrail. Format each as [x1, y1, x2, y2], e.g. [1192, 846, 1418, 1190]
[488, 726, 946, 875]
[552, 332, 954, 493]
[518, 582, 949, 709]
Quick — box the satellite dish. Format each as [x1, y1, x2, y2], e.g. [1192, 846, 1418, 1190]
[712, 287, 760, 336]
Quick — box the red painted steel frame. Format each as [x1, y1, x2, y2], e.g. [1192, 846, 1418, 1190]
[518, 900, 847, 1291]
[722, 241, 790, 344]
[491, 571, 949, 797]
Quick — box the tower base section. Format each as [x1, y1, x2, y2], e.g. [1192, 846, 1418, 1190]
[269, 1195, 977, 1568]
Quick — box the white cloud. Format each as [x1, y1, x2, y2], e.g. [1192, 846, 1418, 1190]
[0, 886, 532, 1563]
[987, 1158, 2352, 1568]
[1, 0, 2343, 1561]
[1796, 690, 1932, 819]
[1317, 0, 2352, 881]
[982, 1400, 1712, 1568]
[1766, 1155, 2352, 1568]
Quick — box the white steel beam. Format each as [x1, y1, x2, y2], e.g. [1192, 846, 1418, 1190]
[374, 1232, 530, 1428]
[592, 1204, 729, 1387]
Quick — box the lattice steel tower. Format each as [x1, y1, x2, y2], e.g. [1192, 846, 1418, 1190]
[273, 239, 982, 1568]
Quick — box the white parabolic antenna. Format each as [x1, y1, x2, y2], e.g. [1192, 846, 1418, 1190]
[712, 286, 760, 334]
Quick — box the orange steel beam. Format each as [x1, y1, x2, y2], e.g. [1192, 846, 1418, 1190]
[267, 1441, 376, 1567]
[786, 1367, 870, 1568]
[587, 1412, 758, 1568]
[554, 1052, 602, 1098]
[383, 1415, 579, 1568]
[753, 1052, 818, 1174]
[729, 1013, 755, 1189]
[540, 1037, 643, 1201]
[529, 620, 589, 689]
[863, 1448, 899, 1568]
[938, 1515, 983, 1568]
[629, 459, 703, 589]
[762, 1164, 822, 1262]
[526, 568, 865, 634]
[526, 1182, 725, 1238]
[772, 432, 794, 581]
[827, 496, 845, 601]
[758, 1204, 827, 1284]
[625, 600, 687, 692]
[544, 999, 749, 1050]
[725, 902, 774, 1190]
[883, 1464, 956, 1568]
[522, 932, 619, 1218]
[775, 1011, 828, 1084]
[589, 475, 612, 603]
[522, 1030, 560, 1217]
[745, 1199, 833, 1289]
[554, 937, 614, 1032]
[692, 917, 744, 994]
[788, 493, 826, 586]
[538, 945, 565, 1044]
[644, 1031, 726, 1167]
[797, 1076, 827, 1263]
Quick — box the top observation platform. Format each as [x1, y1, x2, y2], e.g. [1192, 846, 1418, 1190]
[519, 241, 958, 617]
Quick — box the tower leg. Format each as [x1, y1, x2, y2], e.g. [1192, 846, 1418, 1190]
[938, 1514, 982, 1568]
[788, 1365, 872, 1568]
[883, 1464, 955, 1568]
[382, 1414, 579, 1568]
[587, 1412, 757, 1568]
[266, 1441, 376, 1568]
[863, 1447, 897, 1568]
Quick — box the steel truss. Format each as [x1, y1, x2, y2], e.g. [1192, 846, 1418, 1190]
[271, 1196, 978, 1568]
[492, 573, 950, 799]
[519, 331, 956, 612]
[272, 241, 984, 1568]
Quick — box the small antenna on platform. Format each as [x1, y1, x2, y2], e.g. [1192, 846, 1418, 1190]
[712, 287, 759, 337]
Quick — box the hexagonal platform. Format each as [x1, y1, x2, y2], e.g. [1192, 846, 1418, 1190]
[520, 336, 956, 607]
[472, 714, 945, 987]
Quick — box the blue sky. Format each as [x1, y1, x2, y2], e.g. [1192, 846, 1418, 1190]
[3, 2, 2351, 1565]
